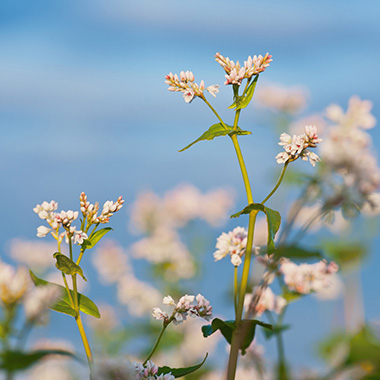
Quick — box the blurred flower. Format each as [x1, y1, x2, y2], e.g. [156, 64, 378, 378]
[131, 227, 195, 280]
[215, 52, 272, 85]
[362, 192, 380, 216]
[24, 284, 62, 322]
[245, 286, 286, 317]
[280, 259, 340, 298]
[91, 358, 137, 380]
[321, 97, 380, 201]
[117, 275, 162, 317]
[25, 361, 75, 380]
[213, 227, 248, 266]
[8, 238, 57, 271]
[87, 304, 121, 334]
[92, 240, 131, 284]
[0, 260, 30, 305]
[256, 83, 308, 114]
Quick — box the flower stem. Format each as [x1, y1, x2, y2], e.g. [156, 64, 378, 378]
[227, 133, 257, 380]
[143, 323, 168, 365]
[261, 161, 289, 205]
[75, 313, 93, 365]
[234, 266, 238, 316]
[201, 96, 229, 130]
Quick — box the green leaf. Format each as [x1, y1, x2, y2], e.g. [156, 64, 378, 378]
[83, 227, 113, 249]
[230, 203, 281, 253]
[0, 349, 77, 371]
[179, 123, 251, 152]
[30, 271, 100, 318]
[281, 288, 303, 303]
[202, 318, 272, 354]
[265, 207, 281, 253]
[158, 353, 208, 378]
[53, 253, 87, 281]
[230, 203, 265, 218]
[236, 75, 259, 110]
[262, 324, 291, 339]
[273, 244, 324, 261]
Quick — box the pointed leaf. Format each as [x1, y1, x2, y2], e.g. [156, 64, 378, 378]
[262, 324, 291, 339]
[0, 349, 78, 371]
[230, 203, 265, 218]
[265, 207, 281, 253]
[158, 353, 208, 378]
[30, 271, 100, 318]
[202, 318, 272, 354]
[179, 123, 251, 152]
[53, 253, 87, 281]
[83, 227, 113, 249]
[282, 288, 303, 303]
[236, 75, 259, 110]
[230, 203, 281, 253]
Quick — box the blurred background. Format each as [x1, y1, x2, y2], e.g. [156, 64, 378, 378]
[1, 0, 380, 378]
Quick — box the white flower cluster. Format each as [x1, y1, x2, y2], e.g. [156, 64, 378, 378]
[280, 259, 340, 298]
[152, 294, 212, 325]
[165, 71, 219, 103]
[34, 200, 87, 245]
[321, 96, 380, 207]
[245, 286, 287, 317]
[276, 125, 322, 167]
[214, 226, 255, 267]
[134, 360, 174, 380]
[215, 52, 272, 85]
[80, 192, 124, 224]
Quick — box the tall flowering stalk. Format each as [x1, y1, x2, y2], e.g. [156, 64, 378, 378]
[165, 52, 322, 380]
[33, 193, 124, 367]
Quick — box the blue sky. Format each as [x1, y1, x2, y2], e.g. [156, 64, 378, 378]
[1, 0, 380, 374]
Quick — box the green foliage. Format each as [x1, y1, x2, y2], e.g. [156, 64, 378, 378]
[30, 271, 100, 318]
[273, 244, 324, 261]
[228, 75, 259, 110]
[231, 203, 281, 253]
[158, 353, 208, 378]
[319, 326, 380, 378]
[53, 253, 87, 281]
[0, 349, 77, 372]
[262, 324, 291, 339]
[83, 227, 113, 249]
[202, 318, 272, 355]
[321, 240, 367, 270]
[179, 123, 251, 152]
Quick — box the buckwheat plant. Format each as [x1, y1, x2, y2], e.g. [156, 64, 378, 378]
[165, 52, 327, 380]
[32, 193, 124, 366]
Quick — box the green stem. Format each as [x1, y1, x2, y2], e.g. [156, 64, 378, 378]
[76, 313, 93, 365]
[143, 322, 168, 365]
[76, 248, 85, 266]
[227, 133, 257, 380]
[262, 161, 289, 205]
[234, 266, 238, 316]
[62, 273, 75, 308]
[229, 134, 253, 204]
[201, 96, 229, 130]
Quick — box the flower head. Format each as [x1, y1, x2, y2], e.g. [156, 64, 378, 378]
[165, 71, 218, 103]
[152, 293, 212, 325]
[215, 52, 272, 85]
[275, 125, 322, 166]
[213, 226, 248, 266]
